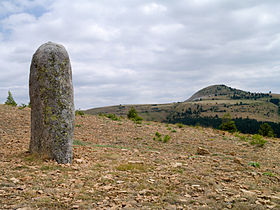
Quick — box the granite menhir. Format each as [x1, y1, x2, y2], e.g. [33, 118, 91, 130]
[29, 42, 74, 164]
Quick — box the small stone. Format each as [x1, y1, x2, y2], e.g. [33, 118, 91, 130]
[241, 189, 256, 197]
[226, 204, 233, 209]
[103, 185, 113, 190]
[10, 177, 20, 184]
[240, 198, 247, 202]
[116, 180, 125, 184]
[128, 161, 144, 164]
[75, 159, 84, 163]
[37, 190, 43, 194]
[267, 203, 277, 209]
[148, 178, 155, 183]
[271, 195, 280, 201]
[172, 162, 183, 167]
[184, 193, 191, 198]
[224, 197, 235, 203]
[233, 157, 243, 165]
[256, 198, 270, 205]
[197, 147, 210, 155]
[139, 189, 151, 195]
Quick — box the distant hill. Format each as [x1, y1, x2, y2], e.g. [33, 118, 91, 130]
[186, 84, 251, 102]
[85, 84, 280, 136]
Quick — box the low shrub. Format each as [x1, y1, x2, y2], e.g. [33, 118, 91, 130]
[153, 132, 170, 143]
[5, 91, 17, 106]
[105, 113, 120, 121]
[75, 110, 85, 116]
[248, 162, 260, 168]
[127, 107, 143, 123]
[250, 134, 267, 147]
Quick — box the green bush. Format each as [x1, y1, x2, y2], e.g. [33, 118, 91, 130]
[127, 107, 143, 123]
[5, 91, 17, 106]
[75, 110, 85, 116]
[105, 113, 120, 121]
[258, 123, 275, 137]
[250, 134, 267, 147]
[176, 123, 184, 128]
[219, 113, 237, 133]
[163, 135, 171, 143]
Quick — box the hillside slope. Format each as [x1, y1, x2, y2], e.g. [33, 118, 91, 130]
[0, 104, 280, 209]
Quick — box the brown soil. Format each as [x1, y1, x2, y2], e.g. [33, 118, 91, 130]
[0, 104, 280, 209]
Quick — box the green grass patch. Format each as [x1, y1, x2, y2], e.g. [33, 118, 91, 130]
[234, 133, 249, 141]
[92, 144, 130, 150]
[248, 162, 260, 168]
[263, 172, 276, 177]
[73, 139, 91, 146]
[13, 165, 29, 170]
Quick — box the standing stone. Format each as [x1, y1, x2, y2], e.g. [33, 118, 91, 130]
[29, 42, 74, 164]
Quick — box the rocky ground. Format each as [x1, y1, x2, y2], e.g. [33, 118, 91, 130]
[0, 104, 280, 209]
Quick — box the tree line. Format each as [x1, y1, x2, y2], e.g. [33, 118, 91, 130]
[166, 113, 280, 137]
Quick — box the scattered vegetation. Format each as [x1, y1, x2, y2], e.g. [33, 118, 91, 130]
[153, 132, 170, 143]
[102, 113, 121, 121]
[18, 103, 27, 110]
[1, 101, 280, 209]
[219, 113, 237, 133]
[250, 134, 267, 147]
[5, 91, 17, 106]
[234, 133, 249, 142]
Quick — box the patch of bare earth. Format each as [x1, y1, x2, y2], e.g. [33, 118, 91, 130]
[0, 104, 280, 209]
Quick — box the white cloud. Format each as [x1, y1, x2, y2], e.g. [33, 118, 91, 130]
[141, 3, 167, 15]
[150, 23, 184, 35]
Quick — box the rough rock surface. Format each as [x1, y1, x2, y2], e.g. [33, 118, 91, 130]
[29, 42, 74, 164]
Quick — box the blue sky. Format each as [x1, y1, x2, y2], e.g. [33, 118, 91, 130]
[1, 0, 280, 109]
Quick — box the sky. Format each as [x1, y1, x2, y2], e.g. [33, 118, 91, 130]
[1, 0, 280, 109]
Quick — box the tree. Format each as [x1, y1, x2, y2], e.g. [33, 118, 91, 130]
[259, 123, 274, 137]
[219, 113, 237, 133]
[5, 91, 17, 106]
